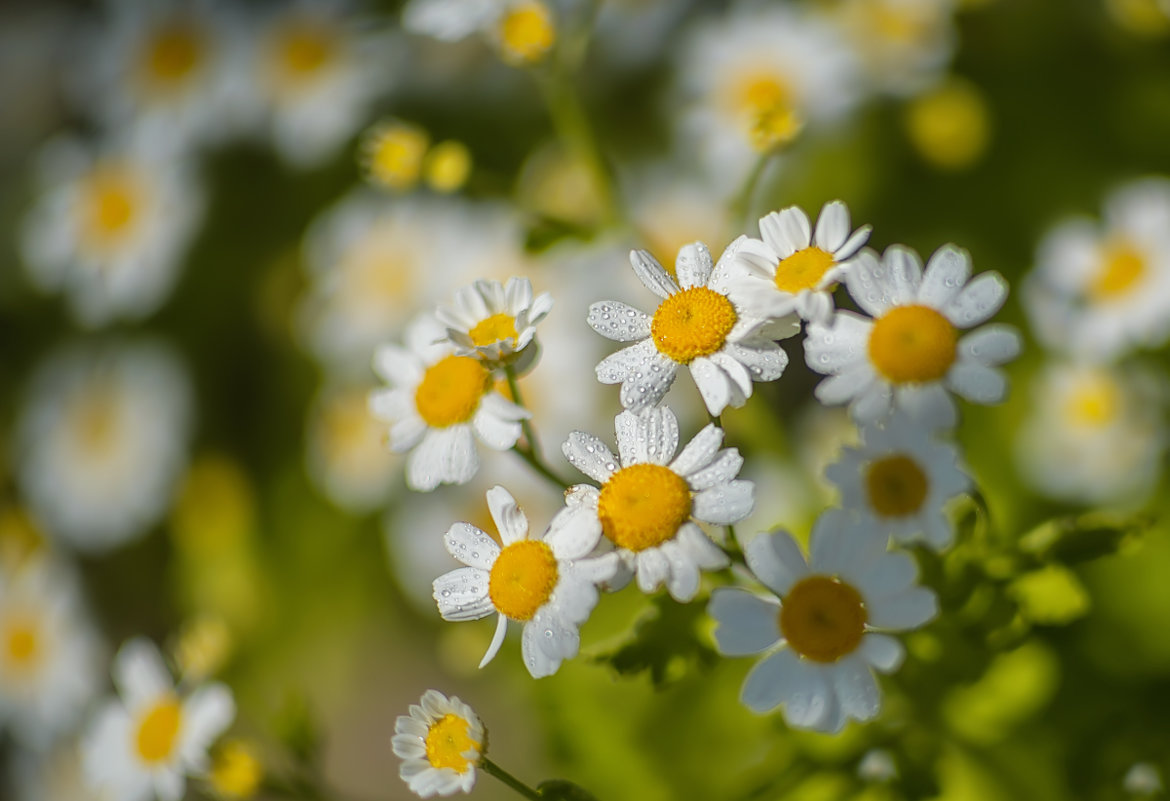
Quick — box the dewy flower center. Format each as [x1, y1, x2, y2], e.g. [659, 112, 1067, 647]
[650, 287, 738, 364]
[866, 454, 929, 517]
[142, 25, 205, 85]
[136, 697, 183, 763]
[469, 313, 519, 348]
[598, 463, 692, 552]
[424, 714, 482, 772]
[1091, 242, 1145, 299]
[497, 2, 556, 65]
[774, 247, 836, 294]
[488, 540, 558, 621]
[414, 355, 491, 428]
[867, 304, 957, 383]
[780, 576, 867, 663]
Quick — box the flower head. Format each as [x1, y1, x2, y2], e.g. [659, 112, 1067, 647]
[436, 277, 553, 369]
[393, 690, 485, 797]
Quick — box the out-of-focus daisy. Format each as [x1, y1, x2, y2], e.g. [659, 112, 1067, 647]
[0, 557, 102, 748]
[436, 277, 553, 369]
[206, 739, 263, 800]
[360, 119, 430, 191]
[805, 244, 1020, 429]
[305, 383, 398, 513]
[403, 0, 557, 66]
[709, 513, 937, 733]
[559, 407, 752, 601]
[825, 413, 970, 550]
[369, 315, 530, 492]
[8, 738, 110, 801]
[393, 689, 484, 797]
[729, 200, 871, 324]
[20, 138, 203, 328]
[628, 166, 732, 275]
[82, 638, 235, 801]
[1015, 361, 1166, 504]
[15, 340, 193, 553]
[1024, 178, 1170, 361]
[589, 240, 794, 416]
[423, 140, 474, 194]
[433, 486, 617, 677]
[904, 77, 992, 171]
[832, 0, 958, 96]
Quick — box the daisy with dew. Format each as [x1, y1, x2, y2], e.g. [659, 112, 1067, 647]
[805, 244, 1021, 430]
[436, 277, 553, 371]
[433, 486, 618, 678]
[825, 413, 970, 550]
[729, 200, 872, 325]
[558, 406, 752, 602]
[393, 689, 484, 797]
[82, 638, 235, 801]
[709, 511, 937, 733]
[590, 240, 794, 416]
[369, 315, 530, 492]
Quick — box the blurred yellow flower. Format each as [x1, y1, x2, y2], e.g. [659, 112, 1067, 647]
[904, 78, 991, 170]
[425, 140, 473, 193]
[210, 739, 264, 799]
[495, 1, 556, 66]
[361, 120, 431, 192]
[174, 616, 233, 682]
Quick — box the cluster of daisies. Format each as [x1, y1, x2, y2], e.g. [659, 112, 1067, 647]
[382, 199, 1019, 794]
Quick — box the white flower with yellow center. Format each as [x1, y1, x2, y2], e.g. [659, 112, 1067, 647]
[20, 138, 203, 327]
[1024, 178, 1170, 361]
[305, 383, 399, 513]
[709, 513, 937, 733]
[393, 689, 485, 797]
[590, 240, 794, 416]
[403, 0, 557, 66]
[825, 414, 970, 550]
[558, 406, 751, 601]
[729, 200, 871, 325]
[15, 340, 193, 552]
[369, 315, 530, 492]
[0, 558, 102, 748]
[805, 244, 1021, 429]
[833, 0, 957, 97]
[433, 486, 618, 678]
[82, 638, 235, 801]
[436, 277, 553, 369]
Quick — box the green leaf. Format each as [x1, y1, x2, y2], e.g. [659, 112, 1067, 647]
[594, 593, 717, 686]
[1018, 513, 1149, 564]
[538, 779, 602, 800]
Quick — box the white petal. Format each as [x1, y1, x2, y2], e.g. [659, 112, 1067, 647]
[676, 523, 730, 570]
[809, 511, 887, 580]
[179, 683, 236, 765]
[836, 225, 872, 261]
[814, 201, 851, 253]
[708, 350, 754, 398]
[635, 406, 681, 465]
[113, 638, 172, 711]
[433, 568, 494, 621]
[855, 551, 918, 602]
[670, 423, 723, 476]
[860, 633, 905, 673]
[745, 529, 809, 596]
[844, 250, 894, 317]
[831, 655, 881, 722]
[629, 249, 679, 299]
[943, 272, 1009, 327]
[154, 770, 185, 801]
[662, 542, 703, 602]
[479, 614, 508, 668]
[741, 648, 831, 730]
[959, 325, 1021, 366]
[445, 522, 502, 569]
[709, 588, 781, 656]
[894, 383, 956, 430]
[587, 301, 652, 342]
[804, 313, 872, 375]
[814, 362, 877, 405]
[885, 246, 925, 304]
[685, 448, 744, 491]
[372, 345, 422, 386]
[693, 479, 754, 524]
[547, 576, 599, 626]
[689, 356, 735, 416]
[635, 548, 671, 593]
[562, 431, 618, 484]
[947, 362, 1007, 404]
[867, 587, 938, 630]
[520, 611, 575, 678]
[472, 406, 523, 451]
[852, 382, 895, 424]
[486, 485, 528, 545]
[544, 505, 602, 560]
[917, 245, 971, 309]
[724, 341, 788, 382]
[675, 242, 714, 289]
[601, 342, 678, 411]
[760, 207, 812, 257]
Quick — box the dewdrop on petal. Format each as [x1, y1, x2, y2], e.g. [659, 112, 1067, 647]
[361, 120, 430, 192]
[393, 689, 485, 797]
[425, 141, 473, 194]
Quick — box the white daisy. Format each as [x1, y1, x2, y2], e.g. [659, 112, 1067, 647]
[589, 240, 795, 416]
[436, 277, 553, 369]
[805, 244, 1021, 429]
[369, 315, 530, 492]
[305, 382, 398, 513]
[403, 0, 556, 66]
[433, 486, 618, 678]
[15, 340, 193, 553]
[82, 638, 235, 801]
[558, 406, 752, 602]
[729, 200, 872, 325]
[392, 689, 485, 797]
[709, 512, 937, 733]
[20, 137, 203, 328]
[825, 413, 970, 550]
[832, 0, 958, 97]
[1024, 178, 1170, 361]
[0, 557, 102, 748]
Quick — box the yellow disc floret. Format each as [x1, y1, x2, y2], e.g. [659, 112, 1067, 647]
[598, 464, 692, 552]
[774, 247, 837, 294]
[3, 618, 40, 671]
[210, 740, 264, 799]
[141, 25, 205, 87]
[414, 356, 491, 428]
[276, 24, 335, 79]
[866, 454, 929, 517]
[136, 697, 183, 763]
[650, 287, 738, 364]
[424, 714, 482, 773]
[488, 539, 559, 621]
[1064, 372, 1121, 428]
[497, 2, 556, 66]
[81, 167, 140, 249]
[424, 141, 473, 193]
[780, 576, 867, 663]
[1091, 242, 1145, 299]
[867, 304, 957, 384]
[363, 122, 429, 191]
[468, 313, 520, 348]
[736, 74, 802, 152]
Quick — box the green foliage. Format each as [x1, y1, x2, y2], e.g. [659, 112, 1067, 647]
[594, 593, 718, 687]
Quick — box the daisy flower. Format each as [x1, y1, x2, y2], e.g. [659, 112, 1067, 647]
[403, 0, 557, 66]
[589, 240, 794, 416]
[825, 413, 970, 550]
[728, 200, 872, 325]
[558, 406, 752, 602]
[805, 244, 1021, 429]
[369, 315, 530, 492]
[82, 638, 235, 801]
[832, 0, 958, 97]
[393, 689, 485, 797]
[436, 277, 553, 370]
[709, 512, 937, 733]
[433, 486, 617, 678]
[305, 383, 398, 513]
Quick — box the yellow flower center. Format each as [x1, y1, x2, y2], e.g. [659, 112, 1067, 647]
[210, 740, 264, 799]
[867, 304, 957, 384]
[598, 463, 692, 552]
[468, 313, 520, 348]
[70, 386, 122, 458]
[365, 124, 429, 191]
[424, 714, 482, 773]
[141, 25, 205, 86]
[277, 24, 335, 78]
[774, 247, 837, 294]
[780, 575, 867, 663]
[650, 287, 738, 364]
[1091, 242, 1145, 299]
[81, 168, 139, 248]
[3, 619, 40, 670]
[136, 697, 183, 764]
[1064, 373, 1121, 428]
[865, 454, 929, 518]
[414, 355, 491, 428]
[497, 2, 556, 66]
[488, 539, 559, 621]
[424, 141, 473, 193]
[736, 74, 801, 152]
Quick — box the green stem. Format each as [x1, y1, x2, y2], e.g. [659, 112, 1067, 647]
[482, 758, 543, 801]
[512, 444, 570, 491]
[502, 365, 571, 491]
[730, 152, 773, 230]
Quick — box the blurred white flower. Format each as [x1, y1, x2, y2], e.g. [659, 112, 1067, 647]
[305, 382, 399, 513]
[403, 0, 556, 66]
[832, 0, 958, 97]
[393, 689, 484, 797]
[8, 737, 111, 801]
